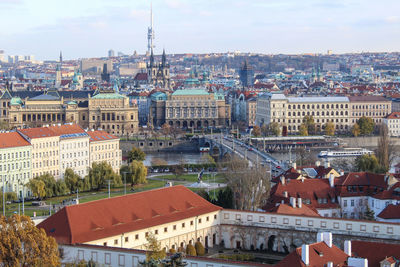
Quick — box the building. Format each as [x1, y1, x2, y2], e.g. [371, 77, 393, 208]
[149, 91, 167, 128]
[255, 93, 392, 134]
[246, 97, 257, 127]
[383, 112, 400, 137]
[5, 88, 139, 137]
[147, 49, 170, 88]
[87, 130, 121, 173]
[348, 96, 391, 125]
[87, 89, 139, 136]
[18, 127, 60, 179]
[47, 124, 89, 179]
[38, 185, 222, 251]
[255, 93, 350, 134]
[0, 132, 32, 197]
[160, 89, 231, 129]
[239, 60, 254, 87]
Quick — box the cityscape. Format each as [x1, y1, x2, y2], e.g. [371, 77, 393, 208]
[1, 0, 400, 266]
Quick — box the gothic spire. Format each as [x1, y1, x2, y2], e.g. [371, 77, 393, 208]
[162, 48, 166, 67]
[59, 51, 63, 63]
[149, 48, 154, 67]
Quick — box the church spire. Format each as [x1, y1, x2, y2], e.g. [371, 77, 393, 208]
[59, 51, 63, 63]
[149, 48, 154, 67]
[162, 48, 166, 67]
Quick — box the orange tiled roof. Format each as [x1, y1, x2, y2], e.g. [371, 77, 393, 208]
[377, 204, 400, 219]
[276, 242, 348, 267]
[352, 240, 400, 267]
[266, 203, 320, 217]
[19, 127, 58, 139]
[38, 185, 222, 244]
[46, 124, 85, 136]
[0, 132, 31, 149]
[87, 130, 118, 142]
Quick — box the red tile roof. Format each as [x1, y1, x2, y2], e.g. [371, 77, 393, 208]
[276, 242, 349, 267]
[46, 124, 85, 136]
[385, 112, 400, 119]
[38, 185, 222, 244]
[87, 130, 118, 142]
[0, 132, 31, 148]
[18, 127, 58, 139]
[377, 204, 400, 219]
[352, 240, 400, 267]
[348, 96, 390, 102]
[266, 203, 320, 217]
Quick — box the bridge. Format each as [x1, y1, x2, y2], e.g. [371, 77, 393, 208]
[199, 135, 284, 168]
[250, 135, 343, 152]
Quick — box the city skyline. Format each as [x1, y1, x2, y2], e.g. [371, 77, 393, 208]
[1, 0, 399, 60]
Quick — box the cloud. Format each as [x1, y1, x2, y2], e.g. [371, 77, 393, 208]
[385, 16, 400, 23]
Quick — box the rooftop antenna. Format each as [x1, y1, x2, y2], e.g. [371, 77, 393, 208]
[147, 1, 155, 54]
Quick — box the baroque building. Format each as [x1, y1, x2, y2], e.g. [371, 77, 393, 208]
[4, 88, 138, 136]
[150, 89, 231, 129]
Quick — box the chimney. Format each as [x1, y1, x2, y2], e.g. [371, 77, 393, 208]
[290, 197, 296, 208]
[317, 232, 323, 243]
[297, 198, 302, 208]
[283, 191, 288, 198]
[329, 174, 335, 188]
[324, 161, 330, 168]
[344, 240, 351, 256]
[315, 160, 321, 167]
[323, 232, 332, 247]
[301, 244, 309, 266]
[327, 262, 333, 267]
[340, 169, 344, 176]
[292, 162, 297, 170]
[280, 176, 286, 185]
[347, 257, 368, 267]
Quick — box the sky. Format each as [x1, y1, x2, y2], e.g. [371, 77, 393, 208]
[0, 0, 399, 60]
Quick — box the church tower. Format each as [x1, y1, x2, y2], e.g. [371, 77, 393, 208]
[55, 51, 62, 88]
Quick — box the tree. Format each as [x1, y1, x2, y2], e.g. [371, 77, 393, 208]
[129, 160, 148, 185]
[299, 123, 308, 136]
[186, 244, 197, 256]
[170, 126, 183, 139]
[0, 215, 60, 266]
[355, 154, 381, 173]
[55, 180, 69, 196]
[88, 162, 122, 190]
[32, 174, 57, 198]
[296, 147, 317, 166]
[171, 164, 184, 179]
[252, 126, 261, 137]
[324, 121, 335, 136]
[128, 146, 146, 162]
[269, 122, 281, 136]
[357, 116, 374, 135]
[145, 232, 166, 262]
[214, 186, 234, 209]
[376, 124, 397, 170]
[195, 241, 205, 256]
[352, 123, 361, 137]
[220, 155, 270, 211]
[28, 179, 46, 199]
[303, 115, 315, 135]
[363, 204, 375, 221]
[161, 123, 172, 139]
[64, 168, 80, 193]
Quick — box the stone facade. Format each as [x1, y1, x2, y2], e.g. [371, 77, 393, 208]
[157, 89, 231, 129]
[6, 89, 139, 136]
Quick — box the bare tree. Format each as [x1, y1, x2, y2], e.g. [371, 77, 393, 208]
[376, 124, 398, 170]
[220, 155, 271, 211]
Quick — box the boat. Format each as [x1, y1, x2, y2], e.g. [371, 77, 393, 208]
[199, 147, 210, 152]
[318, 148, 373, 158]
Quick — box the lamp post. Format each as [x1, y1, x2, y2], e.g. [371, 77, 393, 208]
[106, 180, 112, 198]
[123, 172, 127, 195]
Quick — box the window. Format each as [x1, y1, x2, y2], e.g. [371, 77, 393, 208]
[103, 242, 107, 246]
[105, 253, 111, 265]
[173, 225, 177, 230]
[190, 221, 193, 226]
[343, 200, 347, 207]
[125, 236, 129, 242]
[118, 254, 125, 266]
[182, 223, 185, 228]
[155, 230, 158, 235]
[351, 200, 354, 207]
[206, 216, 209, 222]
[198, 218, 202, 224]
[135, 234, 139, 240]
[145, 232, 149, 237]
[164, 227, 168, 233]
[114, 239, 118, 245]
[214, 214, 217, 219]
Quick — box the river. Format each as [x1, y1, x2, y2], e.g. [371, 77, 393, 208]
[143, 151, 206, 166]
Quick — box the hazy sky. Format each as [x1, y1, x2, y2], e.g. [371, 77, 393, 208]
[1, 0, 399, 60]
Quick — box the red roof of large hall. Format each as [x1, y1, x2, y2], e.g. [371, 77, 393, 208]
[46, 124, 85, 136]
[18, 127, 58, 139]
[87, 130, 118, 142]
[38, 185, 222, 244]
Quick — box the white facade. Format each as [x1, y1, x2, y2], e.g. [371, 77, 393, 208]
[60, 133, 90, 178]
[28, 136, 60, 179]
[383, 116, 400, 137]
[85, 211, 220, 251]
[88, 132, 121, 173]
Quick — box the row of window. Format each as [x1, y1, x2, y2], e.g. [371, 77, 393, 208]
[62, 160, 89, 169]
[61, 141, 88, 150]
[62, 151, 88, 159]
[0, 172, 30, 183]
[35, 160, 57, 169]
[0, 161, 30, 172]
[0, 151, 30, 161]
[287, 103, 349, 110]
[33, 150, 58, 159]
[33, 141, 58, 149]
[92, 143, 117, 152]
